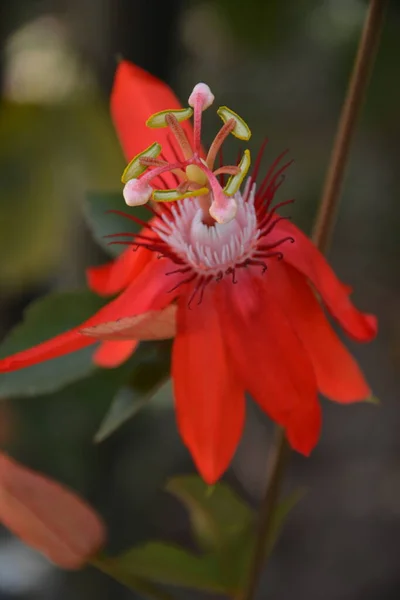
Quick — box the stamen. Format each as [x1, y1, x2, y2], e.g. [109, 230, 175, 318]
[213, 166, 241, 177]
[146, 107, 193, 128]
[165, 113, 193, 160]
[218, 147, 225, 186]
[188, 83, 215, 154]
[139, 157, 168, 168]
[153, 186, 208, 203]
[206, 119, 236, 169]
[217, 106, 252, 141]
[140, 159, 191, 188]
[223, 149, 251, 196]
[121, 142, 162, 184]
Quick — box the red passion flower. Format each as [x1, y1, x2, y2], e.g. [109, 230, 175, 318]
[0, 62, 377, 483]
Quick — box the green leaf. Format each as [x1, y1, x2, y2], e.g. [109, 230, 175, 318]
[84, 191, 151, 256]
[94, 379, 172, 443]
[166, 475, 253, 551]
[10, 352, 153, 492]
[264, 488, 305, 555]
[102, 543, 226, 593]
[93, 555, 176, 600]
[94, 342, 172, 442]
[95, 487, 304, 596]
[0, 290, 106, 398]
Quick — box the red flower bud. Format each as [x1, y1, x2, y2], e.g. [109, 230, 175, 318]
[0, 453, 106, 569]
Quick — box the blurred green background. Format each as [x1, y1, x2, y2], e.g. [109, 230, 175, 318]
[0, 0, 399, 598]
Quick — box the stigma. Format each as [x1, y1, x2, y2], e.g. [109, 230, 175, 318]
[121, 83, 252, 225]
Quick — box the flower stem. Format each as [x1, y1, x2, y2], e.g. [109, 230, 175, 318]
[312, 0, 388, 253]
[240, 2, 388, 599]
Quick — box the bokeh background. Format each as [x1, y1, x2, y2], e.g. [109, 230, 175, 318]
[0, 0, 399, 598]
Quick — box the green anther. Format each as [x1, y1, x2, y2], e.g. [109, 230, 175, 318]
[153, 187, 209, 203]
[224, 149, 251, 196]
[146, 107, 193, 128]
[121, 142, 162, 184]
[217, 106, 251, 140]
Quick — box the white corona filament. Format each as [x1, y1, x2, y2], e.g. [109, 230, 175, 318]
[156, 183, 259, 276]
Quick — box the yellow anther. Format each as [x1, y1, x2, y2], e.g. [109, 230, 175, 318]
[217, 106, 251, 141]
[121, 142, 162, 184]
[153, 187, 209, 203]
[146, 107, 193, 128]
[224, 149, 251, 196]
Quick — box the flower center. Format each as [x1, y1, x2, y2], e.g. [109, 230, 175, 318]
[121, 82, 252, 225]
[156, 182, 259, 277]
[109, 147, 296, 305]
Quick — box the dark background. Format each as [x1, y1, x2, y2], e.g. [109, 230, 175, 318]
[0, 0, 399, 598]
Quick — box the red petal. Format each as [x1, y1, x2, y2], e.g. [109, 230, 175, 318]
[93, 340, 138, 368]
[111, 61, 194, 188]
[286, 399, 322, 456]
[0, 330, 95, 373]
[0, 453, 106, 570]
[0, 259, 175, 373]
[271, 220, 377, 342]
[271, 264, 371, 403]
[86, 246, 153, 296]
[82, 304, 177, 341]
[172, 292, 245, 484]
[215, 272, 320, 456]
